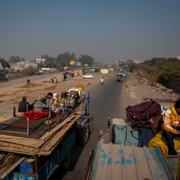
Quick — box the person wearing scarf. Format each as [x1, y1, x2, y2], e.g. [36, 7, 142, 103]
[162, 99, 180, 155]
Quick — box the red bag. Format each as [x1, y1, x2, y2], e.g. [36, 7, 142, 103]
[24, 110, 49, 120]
[126, 100, 161, 123]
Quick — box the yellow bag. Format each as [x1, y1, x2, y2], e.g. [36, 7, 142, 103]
[148, 131, 180, 155]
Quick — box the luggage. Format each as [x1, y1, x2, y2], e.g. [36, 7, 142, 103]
[126, 99, 162, 129]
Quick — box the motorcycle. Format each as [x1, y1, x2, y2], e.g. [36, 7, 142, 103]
[100, 78, 104, 85]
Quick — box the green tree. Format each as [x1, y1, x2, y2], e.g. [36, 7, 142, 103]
[0, 58, 11, 69]
[56, 52, 76, 67]
[78, 54, 94, 66]
[8, 56, 25, 64]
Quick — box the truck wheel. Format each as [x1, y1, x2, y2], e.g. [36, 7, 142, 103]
[63, 151, 71, 170]
[78, 126, 89, 146]
[88, 117, 94, 133]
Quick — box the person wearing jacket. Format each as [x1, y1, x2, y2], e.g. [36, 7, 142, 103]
[18, 96, 30, 112]
[162, 99, 180, 155]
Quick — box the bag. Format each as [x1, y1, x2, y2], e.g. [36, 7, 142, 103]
[126, 99, 162, 128]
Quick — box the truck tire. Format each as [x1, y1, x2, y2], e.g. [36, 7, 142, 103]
[88, 117, 94, 133]
[77, 126, 89, 146]
[63, 151, 71, 170]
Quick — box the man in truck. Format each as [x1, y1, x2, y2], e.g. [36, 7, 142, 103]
[162, 99, 180, 155]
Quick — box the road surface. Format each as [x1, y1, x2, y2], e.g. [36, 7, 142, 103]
[50, 75, 125, 180]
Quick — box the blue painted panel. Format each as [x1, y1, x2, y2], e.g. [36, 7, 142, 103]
[39, 130, 76, 179]
[90, 143, 173, 180]
[13, 172, 37, 180]
[4, 130, 77, 180]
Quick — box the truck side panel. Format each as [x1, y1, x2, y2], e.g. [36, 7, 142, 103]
[7, 130, 76, 180]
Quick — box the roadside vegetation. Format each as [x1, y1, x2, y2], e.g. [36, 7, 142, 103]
[129, 58, 180, 93]
[0, 52, 96, 79]
[40, 52, 95, 69]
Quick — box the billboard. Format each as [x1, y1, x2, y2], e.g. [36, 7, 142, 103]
[76, 61, 81, 66]
[69, 60, 76, 65]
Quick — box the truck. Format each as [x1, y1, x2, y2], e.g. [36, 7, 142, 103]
[0, 71, 8, 82]
[116, 73, 123, 82]
[0, 96, 93, 179]
[85, 117, 180, 180]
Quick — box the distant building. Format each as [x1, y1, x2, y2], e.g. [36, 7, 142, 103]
[176, 56, 180, 60]
[36, 57, 46, 64]
[0, 63, 3, 70]
[39, 67, 58, 73]
[11, 61, 38, 71]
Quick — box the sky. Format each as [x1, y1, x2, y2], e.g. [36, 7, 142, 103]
[0, 0, 180, 63]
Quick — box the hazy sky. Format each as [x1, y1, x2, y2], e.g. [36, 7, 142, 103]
[0, 0, 180, 63]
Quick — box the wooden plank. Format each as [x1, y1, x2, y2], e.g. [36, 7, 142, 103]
[0, 141, 39, 155]
[0, 137, 44, 148]
[0, 112, 81, 155]
[39, 114, 79, 155]
[0, 156, 25, 179]
[41, 112, 80, 141]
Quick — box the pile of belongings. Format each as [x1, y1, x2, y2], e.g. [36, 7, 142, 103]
[126, 99, 180, 155]
[126, 99, 162, 146]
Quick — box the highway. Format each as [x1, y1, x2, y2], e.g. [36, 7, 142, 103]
[50, 75, 125, 180]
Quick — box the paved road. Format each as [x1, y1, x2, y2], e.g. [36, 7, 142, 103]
[50, 75, 124, 180]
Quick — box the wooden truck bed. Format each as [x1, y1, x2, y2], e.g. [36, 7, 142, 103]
[0, 112, 81, 156]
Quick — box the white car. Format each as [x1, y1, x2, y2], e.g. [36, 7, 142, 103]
[69, 87, 82, 96]
[82, 74, 94, 79]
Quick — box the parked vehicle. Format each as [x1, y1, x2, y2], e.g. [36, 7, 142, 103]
[63, 72, 74, 80]
[116, 73, 123, 82]
[0, 72, 8, 81]
[83, 74, 94, 79]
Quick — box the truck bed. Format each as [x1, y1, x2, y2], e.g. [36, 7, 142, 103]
[0, 112, 81, 156]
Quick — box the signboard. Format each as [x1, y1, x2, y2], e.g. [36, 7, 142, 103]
[100, 69, 109, 74]
[69, 60, 76, 65]
[76, 61, 81, 66]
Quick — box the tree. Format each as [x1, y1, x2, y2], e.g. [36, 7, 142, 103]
[56, 52, 76, 68]
[44, 57, 56, 68]
[0, 58, 11, 69]
[8, 56, 25, 64]
[78, 54, 94, 66]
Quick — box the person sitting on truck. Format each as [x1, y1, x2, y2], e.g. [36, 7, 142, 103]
[18, 96, 30, 112]
[74, 92, 80, 105]
[34, 96, 49, 112]
[46, 92, 54, 107]
[52, 93, 61, 113]
[162, 99, 180, 155]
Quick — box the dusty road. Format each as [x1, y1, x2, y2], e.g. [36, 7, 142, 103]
[0, 72, 112, 120]
[0, 73, 61, 88]
[51, 75, 124, 180]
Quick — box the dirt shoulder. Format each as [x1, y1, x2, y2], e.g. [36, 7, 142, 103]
[0, 73, 112, 121]
[119, 73, 180, 118]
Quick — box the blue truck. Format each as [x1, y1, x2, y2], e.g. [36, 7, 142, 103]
[85, 118, 179, 180]
[0, 111, 93, 180]
[0, 71, 8, 81]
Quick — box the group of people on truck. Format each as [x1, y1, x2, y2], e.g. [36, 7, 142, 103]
[17, 90, 82, 120]
[150, 99, 180, 155]
[126, 98, 180, 155]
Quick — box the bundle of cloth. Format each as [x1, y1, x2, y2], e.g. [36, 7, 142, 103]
[148, 100, 180, 155]
[24, 109, 49, 121]
[148, 131, 180, 155]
